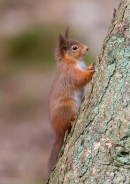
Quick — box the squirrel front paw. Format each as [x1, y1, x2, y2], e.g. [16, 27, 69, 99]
[88, 63, 95, 71]
[85, 63, 95, 82]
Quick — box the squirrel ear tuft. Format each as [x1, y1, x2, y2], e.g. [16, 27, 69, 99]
[64, 25, 70, 39]
[59, 34, 65, 43]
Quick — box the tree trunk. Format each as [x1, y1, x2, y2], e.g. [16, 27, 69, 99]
[47, 0, 130, 183]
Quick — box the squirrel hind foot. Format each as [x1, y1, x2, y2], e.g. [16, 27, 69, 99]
[70, 114, 77, 126]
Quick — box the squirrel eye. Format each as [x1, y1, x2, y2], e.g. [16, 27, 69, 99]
[72, 45, 78, 51]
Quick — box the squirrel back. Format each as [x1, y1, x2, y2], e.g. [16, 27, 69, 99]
[48, 26, 94, 175]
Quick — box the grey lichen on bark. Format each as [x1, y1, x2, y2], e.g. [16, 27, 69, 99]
[47, 0, 130, 183]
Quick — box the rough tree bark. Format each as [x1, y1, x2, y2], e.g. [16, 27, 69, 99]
[47, 0, 130, 183]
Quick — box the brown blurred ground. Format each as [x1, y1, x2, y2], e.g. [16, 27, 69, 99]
[0, 0, 120, 183]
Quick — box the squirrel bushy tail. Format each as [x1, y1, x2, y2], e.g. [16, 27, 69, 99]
[48, 134, 64, 175]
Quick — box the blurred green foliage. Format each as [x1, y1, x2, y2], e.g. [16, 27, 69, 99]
[0, 25, 58, 83]
[4, 25, 58, 65]
[30, 178, 47, 184]
[1, 24, 95, 66]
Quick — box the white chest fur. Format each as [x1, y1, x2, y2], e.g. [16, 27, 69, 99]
[74, 61, 87, 107]
[76, 61, 87, 71]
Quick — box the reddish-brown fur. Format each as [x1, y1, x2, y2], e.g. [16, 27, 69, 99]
[48, 27, 94, 175]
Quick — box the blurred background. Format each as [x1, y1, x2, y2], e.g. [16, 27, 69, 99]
[0, 0, 120, 183]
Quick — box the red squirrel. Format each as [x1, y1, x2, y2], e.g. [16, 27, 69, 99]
[48, 26, 94, 174]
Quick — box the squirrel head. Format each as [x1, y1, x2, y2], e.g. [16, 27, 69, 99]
[55, 26, 89, 61]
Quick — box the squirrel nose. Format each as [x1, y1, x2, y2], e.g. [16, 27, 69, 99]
[86, 47, 89, 51]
